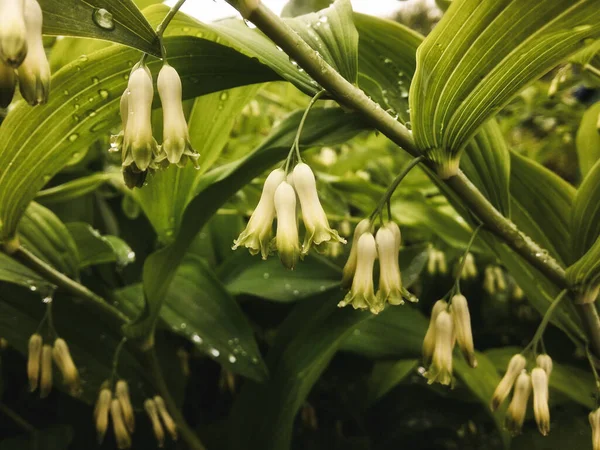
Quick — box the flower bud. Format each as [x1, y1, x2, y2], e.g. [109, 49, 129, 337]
[494, 266, 506, 291]
[491, 354, 527, 411]
[422, 300, 448, 365]
[460, 252, 477, 280]
[339, 232, 378, 312]
[94, 386, 112, 444]
[375, 223, 403, 306]
[110, 399, 132, 449]
[116, 380, 135, 433]
[52, 338, 81, 396]
[0, 0, 27, 67]
[292, 163, 345, 254]
[425, 310, 454, 386]
[233, 168, 285, 259]
[154, 395, 178, 441]
[590, 408, 600, 450]
[427, 248, 447, 274]
[144, 399, 165, 448]
[27, 333, 42, 391]
[483, 266, 496, 294]
[451, 294, 477, 368]
[273, 181, 300, 270]
[536, 354, 553, 378]
[157, 64, 199, 167]
[341, 218, 371, 288]
[505, 371, 531, 435]
[122, 66, 158, 173]
[0, 60, 16, 107]
[18, 0, 50, 105]
[531, 367, 550, 436]
[39, 344, 53, 398]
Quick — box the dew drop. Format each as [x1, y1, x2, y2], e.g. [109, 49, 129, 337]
[68, 134, 79, 142]
[98, 89, 109, 99]
[72, 114, 80, 122]
[263, 272, 270, 279]
[209, 348, 220, 357]
[191, 334, 203, 344]
[63, 89, 69, 96]
[180, 323, 187, 329]
[92, 8, 115, 31]
[219, 91, 228, 101]
[42, 295, 52, 304]
[228, 354, 237, 363]
[86, 109, 97, 117]
[318, 16, 328, 23]
[293, 289, 300, 296]
[195, 32, 204, 38]
[91, 76, 99, 84]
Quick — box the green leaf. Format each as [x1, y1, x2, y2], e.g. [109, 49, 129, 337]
[40, 0, 160, 55]
[36, 173, 120, 205]
[576, 102, 600, 177]
[221, 252, 341, 302]
[18, 202, 79, 278]
[0, 253, 55, 294]
[567, 159, 600, 287]
[115, 255, 267, 381]
[66, 222, 134, 268]
[133, 84, 261, 242]
[130, 107, 367, 342]
[0, 35, 278, 242]
[366, 359, 418, 406]
[485, 347, 595, 409]
[509, 152, 574, 265]
[0, 425, 73, 450]
[410, 0, 600, 164]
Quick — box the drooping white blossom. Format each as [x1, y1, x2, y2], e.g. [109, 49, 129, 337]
[375, 222, 403, 307]
[339, 232, 378, 312]
[273, 181, 301, 270]
[451, 294, 477, 368]
[491, 354, 527, 411]
[341, 218, 371, 288]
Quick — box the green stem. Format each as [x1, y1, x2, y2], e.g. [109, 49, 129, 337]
[369, 155, 425, 221]
[11, 246, 129, 324]
[110, 337, 128, 386]
[0, 402, 36, 433]
[453, 224, 482, 294]
[156, 0, 188, 60]
[584, 63, 600, 79]
[144, 348, 206, 450]
[240, 2, 600, 355]
[524, 289, 568, 355]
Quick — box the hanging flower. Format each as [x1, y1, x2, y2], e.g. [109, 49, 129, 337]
[341, 218, 371, 288]
[536, 354, 553, 377]
[0, 0, 27, 67]
[427, 247, 447, 274]
[154, 396, 177, 441]
[144, 399, 165, 448]
[116, 380, 135, 433]
[422, 300, 448, 365]
[40, 344, 53, 398]
[590, 408, 600, 450]
[505, 371, 531, 435]
[94, 384, 112, 444]
[18, 0, 50, 105]
[233, 168, 285, 259]
[491, 354, 527, 411]
[375, 222, 403, 306]
[157, 64, 199, 167]
[451, 294, 477, 368]
[459, 252, 478, 280]
[273, 181, 301, 270]
[27, 333, 42, 391]
[52, 338, 81, 396]
[110, 399, 132, 449]
[339, 232, 378, 312]
[292, 163, 345, 255]
[531, 367, 550, 436]
[425, 310, 454, 386]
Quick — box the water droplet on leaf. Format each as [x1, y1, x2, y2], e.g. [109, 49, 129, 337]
[92, 8, 115, 31]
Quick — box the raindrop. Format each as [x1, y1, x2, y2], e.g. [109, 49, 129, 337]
[68, 134, 79, 142]
[88, 97, 94, 103]
[284, 283, 291, 290]
[180, 323, 187, 329]
[251, 357, 259, 364]
[86, 109, 97, 117]
[91, 76, 99, 84]
[26, 280, 38, 291]
[78, 55, 88, 62]
[92, 8, 115, 31]
[228, 354, 237, 363]
[74, 103, 80, 110]
[405, 121, 412, 130]
[319, 285, 326, 292]
[353, 329, 361, 336]
[98, 89, 109, 99]
[293, 289, 300, 296]
[195, 32, 204, 38]
[192, 334, 203, 344]
[126, 251, 135, 261]
[123, 73, 129, 81]
[318, 16, 328, 23]
[72, 114, 80, 122]
[63, 89, 69, 96]
[42, 295, 52, 304]
[209, 348, 220, 357]
[383, 57, 393, 65]
[219, 92, 228, 101]
[276, 45, 283, 52]
[263, 273, 270, 279]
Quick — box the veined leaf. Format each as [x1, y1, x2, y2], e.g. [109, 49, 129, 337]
[0, 253, 55, 294]
[66, 223, 133, 268]
[410, 0, 600, 167]
[133, 84, 261, 242]
[567, 159, 600, 287]
[115, 255, 268, 381]
[0, 36, 278, 242]
[40, 0, 160, 55]
[129, 108, 367, 342]
[18, 202, 79, 278]
[576, 101, 600, 177]
[36, 172, 120, 205]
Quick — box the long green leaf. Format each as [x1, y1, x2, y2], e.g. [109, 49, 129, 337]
[40, 0, 160, 55]
[0, 36, 278, 242]
[576, 101, 600, 178]
[0, 253, 55, 294]
[36, 172, 120, 205]
[66, 222, 133, 268]
[410, 0, 600, 162]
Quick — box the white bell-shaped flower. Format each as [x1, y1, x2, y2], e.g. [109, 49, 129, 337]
[0, 59, 16, 107]
[505, 371, 531, 435]
[157, 64, 199, 167]
[341, 218, 371, 288]
[425, 310, 454, 386]
[590, 408, 600, 450]
[531, 367, 550, 436]
[17, 0, 49, 105]
[292, 163, 345, 255]
[273, 181, 300, 270]
[491, 353, 526, 411]
[460, 252, 478, 279]
[376, 222, 403, 306]
[422, 300, 448, 365]
[0, 0, 27, 67]
[339, 232, 378, 312]
[233, 168, 285, 259]
[122, 66, 158, 177]
[536, 354, 553, 377]
[451, 294, 477, 368]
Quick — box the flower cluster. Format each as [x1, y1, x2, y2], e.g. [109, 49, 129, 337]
[483, 265, 506, 294]
[233, 163, 346, 269]
[94, 380, 177, 449]
[491, 353, 552, 435]
[111, 63, 199, 189]
[422, 295, 477, 385]
[27, 334, 81, 397]
[459, 252, 478, 280]
[427, 247, 447, 275]
[339, 219, 412, 314]
[0, 0, 50, 107]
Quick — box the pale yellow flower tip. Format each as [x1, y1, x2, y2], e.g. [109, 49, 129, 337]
[505, 371, 531, 435]
[116, 380, 135, 433]
[110, 399, 132, 449]
[52, 338, 81, 396]
[532, 367, 550, 436]
[589, 408, 600, 450]
[39, 344, 53, 398]
[144, 398, 165, 448]
[233, 168, 285, 259]
[94, 386, 112, 444]
[27, 333, 42, 392]
[451, 294, 477, 368]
